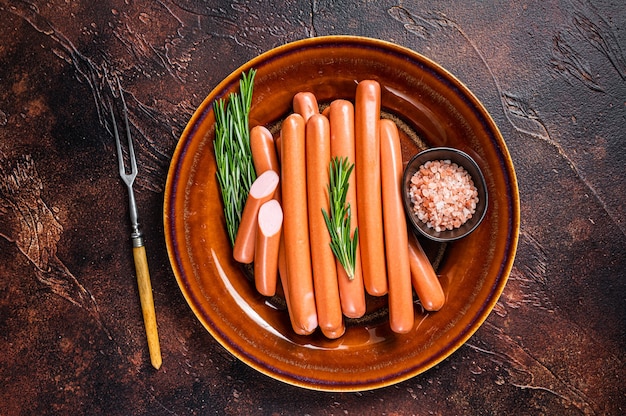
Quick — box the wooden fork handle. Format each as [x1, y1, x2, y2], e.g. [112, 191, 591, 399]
[132, 245, 162, 369]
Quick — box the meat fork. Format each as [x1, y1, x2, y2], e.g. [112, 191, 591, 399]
[109, 86, 162, 370]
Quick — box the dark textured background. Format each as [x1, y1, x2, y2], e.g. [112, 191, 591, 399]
[1, 1, 624, 414]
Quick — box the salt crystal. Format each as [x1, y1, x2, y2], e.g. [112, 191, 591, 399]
[408, 158, 479, 231]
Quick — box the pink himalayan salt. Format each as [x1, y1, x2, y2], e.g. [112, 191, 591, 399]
[409, 159, 479, 232]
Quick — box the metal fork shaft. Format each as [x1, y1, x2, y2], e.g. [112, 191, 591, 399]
[126, 187, 143, 247]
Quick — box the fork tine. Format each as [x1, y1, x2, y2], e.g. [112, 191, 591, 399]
[116, 77, 138, 177]
[110, 79, 137, 183]
[109, 100, 127, 179]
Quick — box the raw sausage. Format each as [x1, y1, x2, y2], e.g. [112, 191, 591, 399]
[408, 232, 445, 311]
[328, 99, 366, 318]
[232, 170, 280, 264]
[380, 119, 414, 333]
[293, 92, 320, 122]
[355, 80, 388, 296]
[306, 114, 345, 339]
[280, 113, 318, 334]
[254, 199, 283, 297]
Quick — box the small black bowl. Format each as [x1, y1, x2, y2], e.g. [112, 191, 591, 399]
[402, 147, 488, 242]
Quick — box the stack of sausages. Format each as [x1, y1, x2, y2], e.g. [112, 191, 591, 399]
[231, 80, 445, 339]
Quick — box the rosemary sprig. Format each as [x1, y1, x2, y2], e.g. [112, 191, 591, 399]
[214, 69, 257, 246]
[322, 156, 359, 279]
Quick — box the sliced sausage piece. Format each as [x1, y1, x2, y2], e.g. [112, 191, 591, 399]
[232, 170, 280, 264]
[280, 113, 318, 334]
[328, 99, 366, 318]
[408, 232, 445, 311]
[306, 114, 345, 339]
[380, 119, 414, 333]
[355, 80, 388, 296]
[251, 124, 281, 202]
[293, 92, 320, 122]
[254, 199, 283, 297]
[250, 125, 280, 175]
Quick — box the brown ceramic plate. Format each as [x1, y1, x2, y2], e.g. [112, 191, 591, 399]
[164, 36, 520, 391]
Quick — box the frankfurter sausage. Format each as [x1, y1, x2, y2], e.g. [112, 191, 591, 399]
[280, 113, 318, 334]
[232, 170, 280, 264]
[380, 119, 414, 333]
[328, 99, 366, 318]
[254, 199, 283, 297]
[355, 80, 388, 296]
[293, 92, 320, 122]
[408, 232, 445, 311]
[306, 114, 345, 339]
[277, 235, 308, 335]
[250, 125, 280, 175]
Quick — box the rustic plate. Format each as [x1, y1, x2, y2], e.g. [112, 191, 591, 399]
[164, 36, 520, 391]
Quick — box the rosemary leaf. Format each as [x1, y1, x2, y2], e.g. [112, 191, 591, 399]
[214, 69, 257, 246]
[322, 156, 358, 279]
